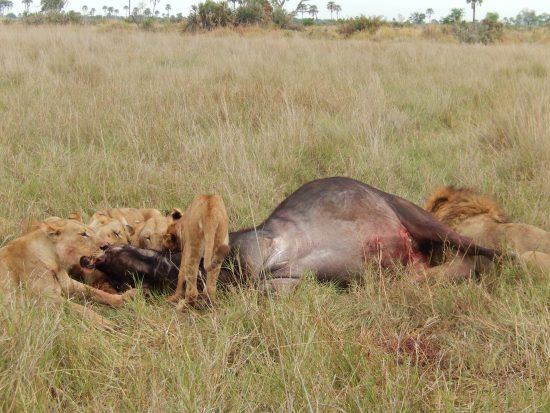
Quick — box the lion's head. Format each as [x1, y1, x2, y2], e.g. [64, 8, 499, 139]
[40, 218, 105, 270]
[94, 219, 132, 246]
[425, 186, 509, 229]
[135, 216, 169, 251]
[162, 208, 184, 252]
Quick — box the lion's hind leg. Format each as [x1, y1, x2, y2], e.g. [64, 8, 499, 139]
[520, 251, 550, 273]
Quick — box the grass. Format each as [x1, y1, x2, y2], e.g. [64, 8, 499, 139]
[0, 25, 549, 411]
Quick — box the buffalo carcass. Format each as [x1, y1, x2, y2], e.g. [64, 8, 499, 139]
[83, 177, 500, 291]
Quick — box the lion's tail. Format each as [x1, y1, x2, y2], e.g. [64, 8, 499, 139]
[203, 218, 229, 272]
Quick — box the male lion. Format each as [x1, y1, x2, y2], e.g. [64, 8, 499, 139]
[425, 186, 550, 273]
[162, 196, 229, 308]
[0, 218, 134, 326]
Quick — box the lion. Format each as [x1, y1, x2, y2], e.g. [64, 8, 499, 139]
[28, 214, 129, 293]
[425, 186, 550, 273]
[162, 195, 230, 308]
[129, 215, 170, 251]
[89, 208, 162, 230]
[0, 218, 134, 327]
[86, 209, 163, 290]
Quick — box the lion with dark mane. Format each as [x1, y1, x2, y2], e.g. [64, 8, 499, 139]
[425, 186, 549, 273]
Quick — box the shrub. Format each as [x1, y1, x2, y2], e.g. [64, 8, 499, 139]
[338, 15, 385, 37]
[271, 5, 292, 28]
[453, 20, 504, 44]
[22, 11, 83, 25]
[138, 16, 156, 31]
[301, 17, 315, 26]
[186, 0, 233, 31]
[235, 1, 265, 26]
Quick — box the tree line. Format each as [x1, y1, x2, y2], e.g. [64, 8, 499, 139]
[0, 0, 548, 29]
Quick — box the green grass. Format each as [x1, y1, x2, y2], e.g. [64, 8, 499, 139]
[0, 26, 549, 411]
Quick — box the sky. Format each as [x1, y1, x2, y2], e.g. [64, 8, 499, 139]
[7, 0, 549, 20]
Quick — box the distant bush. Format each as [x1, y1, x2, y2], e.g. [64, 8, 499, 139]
[271, 5, 292, 28]
[138, 16, 156, 31]
[301, 18, 315, 26]
[338, 16, 385, 37]
[22, 11, 83, 25]
[235, 0, 272, 26]
[186, 0, 233, 30]
[453, 19, 504, 44]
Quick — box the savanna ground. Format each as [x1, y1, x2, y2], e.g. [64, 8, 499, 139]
[0, 25, 549, 411]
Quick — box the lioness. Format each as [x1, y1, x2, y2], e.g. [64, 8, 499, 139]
[89, 208, 162, 230]
[0, 218, 133, 326]
[87, 209, 163, 290]
[163, 195, 229, 308]
[425, 186, 550, 273]
[129, 215, 170, 251]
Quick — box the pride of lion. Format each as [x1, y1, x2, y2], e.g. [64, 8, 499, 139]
[0, 180, 547, 327]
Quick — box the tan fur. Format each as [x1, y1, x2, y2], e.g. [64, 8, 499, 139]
[129, 215, 170, 251]
[86, 209, 163, 289]
[90, 208, 161, 227]
[92, 219, 131, 246]
[425, 186, 550, 273]
[19, 214, 119, 292]
[21, 212, 82, 234]
[163, 195, 229, 308]
[89, 208, 162, 245]
[0, 218, 133, 327]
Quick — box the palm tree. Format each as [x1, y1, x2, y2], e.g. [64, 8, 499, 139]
[327, 1, 335, 21]
[89, 7, 95, 15]
[466, 0, 482, 22]
[22, 0, 32, 12]
[107, 6, 114, 16]
[102, 5, 107, 15]
[0, 0, 13, 15]
[82, 4, 87, 14]
[149, 0, 159, 15]
[123, 4, 128, 16]
[334, 4, 341, 20]
[296, 2, 307, 19]
[426, 8, 434, 22]
[308, 4, 318, 21]
[165, 3, 170, 17]
[114, 8, 119, 16]
[143, 7, 151, 16]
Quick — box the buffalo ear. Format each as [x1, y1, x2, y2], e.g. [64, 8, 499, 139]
[68, 212, 82, 222]
[170, 208, 183, 221]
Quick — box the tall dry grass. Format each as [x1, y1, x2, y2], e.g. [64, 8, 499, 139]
[0, 26, 549, 411]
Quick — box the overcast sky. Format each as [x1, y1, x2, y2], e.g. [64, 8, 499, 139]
[8, 0, 549, 20]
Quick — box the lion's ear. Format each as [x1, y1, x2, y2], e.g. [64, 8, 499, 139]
[170, 208, 183, 220]
[41, 221, 63, 238]
[68, 212, 82, 222]
[125, 224, 135, 236]
[96, 215, 111, 225]
[21, 219, 41, 233]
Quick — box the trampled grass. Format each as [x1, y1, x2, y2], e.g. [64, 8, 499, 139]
[0, 25, 549, 411]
